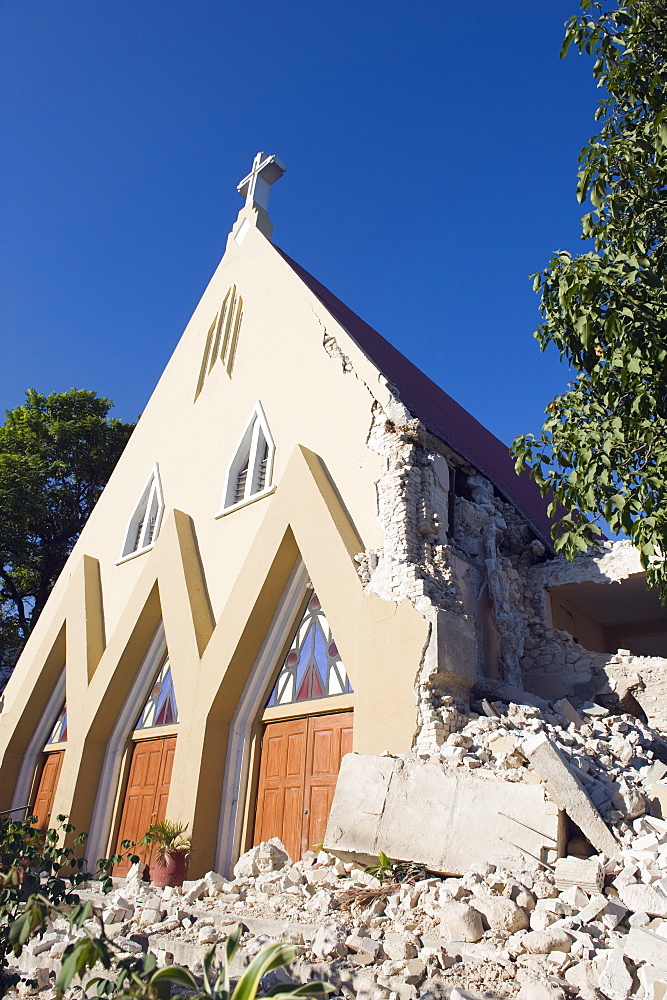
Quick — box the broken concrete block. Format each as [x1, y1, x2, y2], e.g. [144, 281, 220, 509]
[554, 856, 603, 893]
[560, 885, 589, 909]
[521, 928, 573, 954]
[650, 783, 667, 820]
[326, 753, 560, 874]
[182, 879, 207, 904]
[198, 925, 218, 944]
[576, 893, 609, 925]
[619, 883, 667, 918]
[624, 925, 667, 967]
[554, 699, 585, 729]
[597, 948, 634, 1000]
[403, 958, 426, 986]
[472, 895, 529, 933]
[382, 932, 418, 961]
[234, 839, 291, 880]
[565, 961, 599, 991]
[311, 922, 347, 960]
[517, 982, 566, 1000]
[345, 935, 383, 960]
[638, 964, 667, 1000]
[642, 763, 667, 788]
[581, 702, 609, 718]
[612, 782, 645, 820]
[138, 907, 161, 927]
[523, 734, 619, 859]
[353, 978, 391, 1000]
[438, 900, 484, 942]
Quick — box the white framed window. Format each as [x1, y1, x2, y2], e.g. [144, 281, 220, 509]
[219, 403, 275, 514]
[119, 465, 164, 560]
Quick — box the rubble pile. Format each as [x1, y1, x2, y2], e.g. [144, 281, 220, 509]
[432, 700, 667, 842]
[11, 702, 667, 1000]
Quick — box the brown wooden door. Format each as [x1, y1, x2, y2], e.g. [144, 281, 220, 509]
[32, 751, 64, 831]
[303, 713, 353, 855]
[113, 736, 176, 875]
[253, 711, 352, 860]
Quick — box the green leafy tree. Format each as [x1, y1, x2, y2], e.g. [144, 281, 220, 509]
[512, 0, 667, 594]
[0, 389, 134, 681]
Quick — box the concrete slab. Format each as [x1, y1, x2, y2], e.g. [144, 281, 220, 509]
[325, 753, 561, 874]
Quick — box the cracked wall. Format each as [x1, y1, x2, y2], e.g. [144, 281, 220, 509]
[320, 326, 667, 747]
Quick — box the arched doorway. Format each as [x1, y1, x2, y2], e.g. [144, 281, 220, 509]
[112, 653, 179, 875]
[31, 702, 68, 830]
[252, 592, 353, 860]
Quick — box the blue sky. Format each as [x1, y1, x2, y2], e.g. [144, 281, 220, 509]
[1, 0, 597, 448]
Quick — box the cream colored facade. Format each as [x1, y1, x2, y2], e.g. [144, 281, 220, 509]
[0, 176, 432, 876]
[5, 156, 663, 879]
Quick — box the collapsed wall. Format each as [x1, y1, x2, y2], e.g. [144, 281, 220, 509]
[325, 696, 667, 875]
[353, 385, 667, 746]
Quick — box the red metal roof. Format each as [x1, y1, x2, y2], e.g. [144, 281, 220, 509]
[276, 246, 554, 550]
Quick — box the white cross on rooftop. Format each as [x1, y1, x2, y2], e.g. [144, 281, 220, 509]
[237, 153, 286, 212]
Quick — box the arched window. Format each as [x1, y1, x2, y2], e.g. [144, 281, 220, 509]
[45, 703, 68, 745]
[134, 654, 178, 730]
[120, 465, 164, 559]
[266, 593, 353, 706]
[220, 403, 274, 512]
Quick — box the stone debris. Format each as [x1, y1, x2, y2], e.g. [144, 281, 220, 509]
[9, 703, 667, 1000]
[554, 858, 604, 894]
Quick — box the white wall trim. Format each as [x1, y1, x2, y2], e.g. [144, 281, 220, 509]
[85, 623, 167, 867]
[221, 402, 275, 511]
[11, 671, 66, 813]
[215, 560, 310, 875]
[120, 464, 165, 560]
[213, 485, 276, 520]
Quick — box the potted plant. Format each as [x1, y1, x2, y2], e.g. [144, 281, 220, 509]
[140, 819, 191, 888]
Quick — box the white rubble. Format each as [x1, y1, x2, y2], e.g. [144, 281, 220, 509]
[9, 703, 667, 1000]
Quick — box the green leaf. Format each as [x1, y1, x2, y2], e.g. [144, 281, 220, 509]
[265, 984, 335, 998]
[151, 966, 199, 993]
[232, 944, 298, 1000]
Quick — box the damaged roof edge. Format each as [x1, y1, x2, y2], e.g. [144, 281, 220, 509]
[275, 245, 555, 552]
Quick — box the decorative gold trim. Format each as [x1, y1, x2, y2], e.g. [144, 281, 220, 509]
[261, 694, 354, 723]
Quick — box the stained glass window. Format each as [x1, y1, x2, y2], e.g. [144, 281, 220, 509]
[134, 656, 179, 730]
[45, 703, 68, 745]
[266, 594, 353, 707]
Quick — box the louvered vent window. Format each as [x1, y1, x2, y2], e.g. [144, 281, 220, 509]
[121, 466, 165, 559]
[235, 458, 250, 504]
[256, 440, 269, 493]
[222, 404, 275, 512]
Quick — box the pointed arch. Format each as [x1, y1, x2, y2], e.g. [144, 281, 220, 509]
[219, 402, 275, 513]
[10, 670, 66, 814]
[85, 623, 169, 868]
[215, 559, 310, 873]
[120, 464, 164, 560]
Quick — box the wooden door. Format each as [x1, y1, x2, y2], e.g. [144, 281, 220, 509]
[253, 711, 352, 860]
[32, 751, 64, 831]
[303, 713, 353, 855]
[113, 736, 176, 875]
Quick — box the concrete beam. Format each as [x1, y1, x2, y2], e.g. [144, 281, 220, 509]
[523, 734, 619, 859]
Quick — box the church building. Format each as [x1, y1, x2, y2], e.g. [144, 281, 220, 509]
[1, 155, 665, 878]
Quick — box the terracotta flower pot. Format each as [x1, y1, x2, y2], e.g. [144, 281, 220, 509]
[151, 848, 189, 888]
